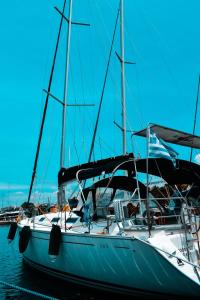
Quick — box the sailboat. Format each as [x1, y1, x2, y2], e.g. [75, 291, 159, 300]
[9, 0, 200, 297]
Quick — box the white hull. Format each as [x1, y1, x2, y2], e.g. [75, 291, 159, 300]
[19, 226, 200, 297]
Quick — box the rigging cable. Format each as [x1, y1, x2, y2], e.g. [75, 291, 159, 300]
[88, 2, 120, 162]
[75, 29, 86, 155]
[39, 120, 60, 199]
[190, 74, 200, 161]
[83, 1, 121, 158]
[27, 0, 67, 203]
[93, 0, 122, 154]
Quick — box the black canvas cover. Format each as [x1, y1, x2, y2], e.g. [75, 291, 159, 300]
[134, 124, 200, 149]
[135, 158, 200, 184]
[58, 153, 200, 186]
[58, 153, 134, 185]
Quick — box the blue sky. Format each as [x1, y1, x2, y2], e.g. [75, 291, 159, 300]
[0, 0, 200, 206]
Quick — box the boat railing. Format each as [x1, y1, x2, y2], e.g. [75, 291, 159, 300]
[115, 196, 187, 202]
[114, 195, 200, 215]
[110, 195, 200, 234]
[106, 213, 184, 224]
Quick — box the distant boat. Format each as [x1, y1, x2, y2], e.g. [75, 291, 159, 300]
[9, 0, 200, 297]
[0, 207, 21, 225]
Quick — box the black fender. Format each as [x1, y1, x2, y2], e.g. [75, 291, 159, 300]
[48, 224, 61, 256]
[19, 226, 31, 253]
[7, 222, 18, 240]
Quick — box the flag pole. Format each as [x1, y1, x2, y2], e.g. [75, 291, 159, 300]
[130, 135, 141, 204]
[146, 124, 151, 237]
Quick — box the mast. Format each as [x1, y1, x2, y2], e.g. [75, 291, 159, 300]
[120, 0, 127, 155]
[88, 1, 129, 162]
[58, 0, 73, 207]
[27, 0, 67, 203]
[60, 0, 73, 168]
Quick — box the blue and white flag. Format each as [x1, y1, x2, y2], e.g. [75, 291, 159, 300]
[149, 128, 178, 165]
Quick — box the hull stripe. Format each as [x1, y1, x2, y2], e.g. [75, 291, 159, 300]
[32, 235, 95, 246]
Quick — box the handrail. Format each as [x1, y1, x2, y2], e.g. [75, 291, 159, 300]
[131, 188, 139, 198]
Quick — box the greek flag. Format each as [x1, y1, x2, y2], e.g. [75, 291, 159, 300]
[149, 128, 178, 165]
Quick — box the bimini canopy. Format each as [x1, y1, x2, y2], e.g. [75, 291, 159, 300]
[83, 176, 147, 199]
[134, 124, 200, 149]
[58, 154, 200, 186]
[58, 153, 134, 185]
[135, 158, 200, 184]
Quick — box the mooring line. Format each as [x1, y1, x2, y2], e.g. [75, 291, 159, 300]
[0, 280, 59, 300]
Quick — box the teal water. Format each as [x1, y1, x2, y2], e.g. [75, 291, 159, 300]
[0, 226, 133, 300]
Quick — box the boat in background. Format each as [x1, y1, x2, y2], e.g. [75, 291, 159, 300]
[0, 206, 22, 225]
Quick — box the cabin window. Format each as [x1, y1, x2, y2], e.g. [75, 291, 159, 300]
[39, 217, 45, 222]
[86, 191, 93, 202]
[83, 191, 94, 222]
[96, 188, 113, 207]
[114, 190, 132, 201]
[66, 217, 78, 224]
[51, 217, 60, 223]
